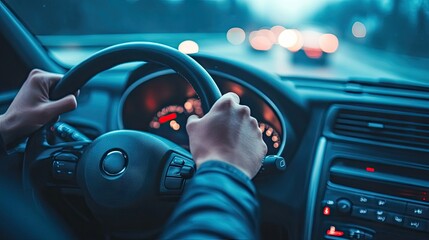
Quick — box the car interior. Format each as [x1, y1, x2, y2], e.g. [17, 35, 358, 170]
[1, 1, 429, 239]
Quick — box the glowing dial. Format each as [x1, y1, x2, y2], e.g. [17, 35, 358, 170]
[149, 98, 281, 154]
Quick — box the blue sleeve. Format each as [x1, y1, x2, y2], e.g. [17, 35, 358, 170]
[161, 160, 260, 240]
[0, 134, 6, 157]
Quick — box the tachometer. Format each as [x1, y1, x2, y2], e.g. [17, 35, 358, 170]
[259, 122, 281, 154]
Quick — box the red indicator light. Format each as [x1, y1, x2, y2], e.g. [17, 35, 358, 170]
[159, 113, 177, 124]
[326, 226, 344, 237]
[323, 206, 331, 216]
[366, 167, 375, 172]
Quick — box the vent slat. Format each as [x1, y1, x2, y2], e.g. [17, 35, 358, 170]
[338, 113, 429, 128]
[335, 130, 429, 147]
[335, 124, 429, 141]
[335, 120, 429, 136]
[333, 108, 429, 148]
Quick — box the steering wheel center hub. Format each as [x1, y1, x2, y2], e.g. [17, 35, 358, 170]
[101, 150, 127, 176]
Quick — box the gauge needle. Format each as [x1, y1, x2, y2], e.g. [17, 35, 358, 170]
[159, 113, 177, 124]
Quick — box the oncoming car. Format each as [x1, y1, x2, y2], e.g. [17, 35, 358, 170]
[1, 0, 429, 239]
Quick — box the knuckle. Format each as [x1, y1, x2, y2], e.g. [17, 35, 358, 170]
[29, 69, 42, 76]
[250, 117, 258, 125]
[239, 105, 251, 116]
[217, 98, 234, 110]
[262, 142, 268, 154]
[186, 120, 197, 131]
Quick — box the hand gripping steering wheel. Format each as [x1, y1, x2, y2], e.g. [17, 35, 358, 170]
[23, 42, 222, 237]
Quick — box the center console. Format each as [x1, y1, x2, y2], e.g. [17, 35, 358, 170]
[310, 105, 429, 240]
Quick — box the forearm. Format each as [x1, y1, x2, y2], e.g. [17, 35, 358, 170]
[161, 160, 260, 240]
[0, 115, 9, 156]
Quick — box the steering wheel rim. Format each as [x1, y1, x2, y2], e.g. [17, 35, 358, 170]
[51, 42, 221, 113]
[24, 42, 222, 237]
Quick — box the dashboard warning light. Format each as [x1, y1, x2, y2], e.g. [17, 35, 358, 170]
[326, 226, 344, 237]
[366, 167, 375, 172]
[323, 206, 331, 216]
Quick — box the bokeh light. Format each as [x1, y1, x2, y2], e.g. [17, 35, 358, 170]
[249, 30, 273, 51]
[352, 21, 366, 38]
[226, 27, 246, 45]
[319, 34, 339, 53]
[304, 48, 323, 59]
[178, 40, 199, 54]
[278, 29, 303, 52]
[271, 25, 286, 43]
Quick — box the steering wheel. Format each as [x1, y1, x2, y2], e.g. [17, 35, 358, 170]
[23, 42, 222, 237]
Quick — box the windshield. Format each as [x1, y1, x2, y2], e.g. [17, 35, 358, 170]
[4, 0, 429, 81]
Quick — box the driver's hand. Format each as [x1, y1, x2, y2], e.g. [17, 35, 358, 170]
[0, 69, 77, 146]
[186, 92, 267, 179]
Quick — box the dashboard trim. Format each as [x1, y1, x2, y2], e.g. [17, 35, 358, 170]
[304, 137, 327, 240]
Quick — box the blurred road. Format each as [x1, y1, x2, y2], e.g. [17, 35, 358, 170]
[41, 33, 429, 84]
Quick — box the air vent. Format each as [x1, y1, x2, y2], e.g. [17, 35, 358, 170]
[332, 107, 429, 148]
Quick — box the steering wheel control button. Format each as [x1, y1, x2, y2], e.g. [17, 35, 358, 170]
[101, 150, 127, 176]
[52, 160, 77, 181]
[171, 157, 185, 166]
[54, 152, 79, 161]
[165, 177, 184, 190]
[180, 165, 195, 179]
[167, 166, 182, 178]
[337, 199, 352, 214]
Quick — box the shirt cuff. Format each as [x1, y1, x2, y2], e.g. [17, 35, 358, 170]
[198, 160, 254, 188]
[0, 134, 7, 157]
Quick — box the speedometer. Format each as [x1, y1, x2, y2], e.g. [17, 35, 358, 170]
[149, 98, 202, 148]
[149, 98, 282, 155]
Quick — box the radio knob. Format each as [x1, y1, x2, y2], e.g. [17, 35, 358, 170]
[337, 199, 352, 214]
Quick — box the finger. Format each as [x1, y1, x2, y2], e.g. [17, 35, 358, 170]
[187, 114, 200, 125]
[45, 73, 64, 87]
[28, 69, 43, 77]
[211, 92, 240, 111]
[222, 92, 240, 104]
[186, 114, 200, 132]
[44, 94, 77, 117]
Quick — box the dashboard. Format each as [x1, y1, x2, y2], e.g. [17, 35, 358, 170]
[2, 16, 429, 238]
[119, 69, 284, 155]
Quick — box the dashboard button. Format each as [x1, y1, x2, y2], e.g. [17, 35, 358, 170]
[374, 198, 406, 212]
[406, 203, 429, 219]
[337, 199, 352, 214]
[374, 210, 387, 223]
[351, 195, 374, 207]
[352, 206, 374, 220]
[404, 217, 427, 232]
[387, 212, 405, 227]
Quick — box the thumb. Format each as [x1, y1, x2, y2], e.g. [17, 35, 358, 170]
[45, 94, 77, 117]
[187, 114, 200, 124]
[186, 114, 200, 130]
